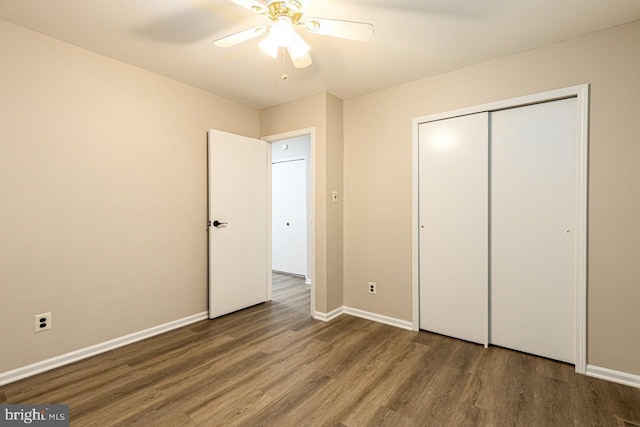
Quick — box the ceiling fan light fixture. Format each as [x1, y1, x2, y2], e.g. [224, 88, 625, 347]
[259, 24, 309, 61]
[304, 20, 320, 33]
[258, 36, 279, 58]
[259, 17, 304, 59]
[288, 33, 310, 59]
[269, 18, 296, 46]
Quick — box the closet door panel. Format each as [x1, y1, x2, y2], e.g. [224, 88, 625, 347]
[491, 98, 577, 363]
[419, 112, 488, 345]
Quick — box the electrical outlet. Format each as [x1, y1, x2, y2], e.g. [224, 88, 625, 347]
[34, 312, 52, 333]
[368, 282, 377, 295]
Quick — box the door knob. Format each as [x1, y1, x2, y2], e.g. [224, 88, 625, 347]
[213, 220, 227, 227]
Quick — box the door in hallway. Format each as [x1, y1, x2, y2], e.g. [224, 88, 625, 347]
[272, 159, 307, 276]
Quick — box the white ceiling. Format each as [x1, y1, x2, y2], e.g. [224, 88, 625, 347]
[1, 0, 640, 109]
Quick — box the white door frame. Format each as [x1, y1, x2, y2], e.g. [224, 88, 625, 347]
[263, 128, 316, 316]
[411, 84, 589, 374]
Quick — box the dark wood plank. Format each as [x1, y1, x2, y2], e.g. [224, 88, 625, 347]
[1, 272, 639, 426]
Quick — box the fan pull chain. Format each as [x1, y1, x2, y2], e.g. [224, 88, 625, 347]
[281, 47, 288, 81]
[274, 47, 289, 91]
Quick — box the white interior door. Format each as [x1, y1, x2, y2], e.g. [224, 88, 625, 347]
[271, 162, 289, 273]
[272, 159, 307, 276]
[490, 98, 577, 363]
[208, 129, 269, 319]
[419, 112, 489, 345]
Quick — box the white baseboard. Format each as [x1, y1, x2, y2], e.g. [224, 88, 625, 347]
[0, 311, 208, 386]
[314, 306, 344, 322]
[586, 364, 640, 389]
[314, 306, 413, 331]
[343, 307, 414, 331]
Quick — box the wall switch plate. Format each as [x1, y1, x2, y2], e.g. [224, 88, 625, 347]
[332, 191, 338, 204]
[34, 312, 52, 333]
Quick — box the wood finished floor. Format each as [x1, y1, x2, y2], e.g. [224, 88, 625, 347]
[1, 273, 639, 426]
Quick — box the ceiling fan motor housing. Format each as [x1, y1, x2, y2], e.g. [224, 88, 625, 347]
[266, 1, 303, 24]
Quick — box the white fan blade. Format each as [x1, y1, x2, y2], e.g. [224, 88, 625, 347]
[302, 18, 374, 41]
[288, 49, 312, 69]
[227, 0, 268, 14]
[213, 26, 268, 48]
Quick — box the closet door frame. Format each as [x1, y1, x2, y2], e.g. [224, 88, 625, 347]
[411, 84, 589, 374]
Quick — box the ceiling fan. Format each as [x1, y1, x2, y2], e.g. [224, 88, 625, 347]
[213, 0, 374, 68]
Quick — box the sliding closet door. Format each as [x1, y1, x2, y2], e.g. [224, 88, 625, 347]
[419, 113, 488, 345]
[491, 98, 577, 363]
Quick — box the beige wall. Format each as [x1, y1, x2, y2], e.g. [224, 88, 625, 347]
[261, 92, 344, 313]
[325, 93, 344, 311]
[3, 13, 638, 380]
[344, 20, 640, 375]
[0, 20, 260, 373]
